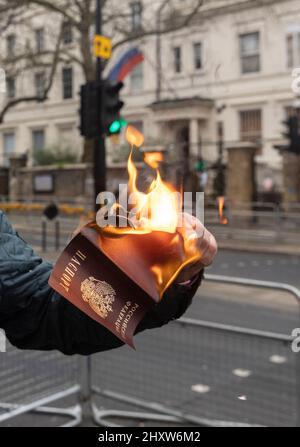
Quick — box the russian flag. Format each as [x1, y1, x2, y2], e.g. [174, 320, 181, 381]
[108, 47, 144, 82]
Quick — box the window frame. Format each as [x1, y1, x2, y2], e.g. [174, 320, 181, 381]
[62, 21, 73, 45]
[62, 66, 73, 100]
[6, 77, 16, 98]
[130, 1, 142, 31]
[35, 28, 44, 53]
[173, 46, 182, 74]
[35, 71, 46, 99]
[32, 129, 45, 151]
[193, 42, 203, 71]
[239, 108, 262, 146]
[6, 34, 16, 58]
[286, 31, 300, 68]
[130, 61, 144, 93]
[239, 31, 260, 74]
[3, 132, 15, 155]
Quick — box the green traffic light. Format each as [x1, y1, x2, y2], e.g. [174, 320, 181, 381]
[109, 118, 127, 134]
[109, 121, 121, 133]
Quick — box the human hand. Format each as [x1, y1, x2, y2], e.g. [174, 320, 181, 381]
[175, 213, 217, 284]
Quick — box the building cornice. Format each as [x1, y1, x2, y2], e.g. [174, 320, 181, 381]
[189, 0, 290, 24]
[149, 96, 214, 111]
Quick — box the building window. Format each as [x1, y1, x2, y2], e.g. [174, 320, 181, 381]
[6, 77, 16, 98]
[286, 32, 300, 68]
[62, 67, 73, 99]
[32, 130, 45, 151]
[130, 1, 142, 31]
[173, 46, 181, 73]
[240, 109, 262, 145]
[3, 132, 15, 166]
[62, 21, 73, 44]
[3, 132, 15, 155]
[130, 62, 143, 92]
[35, 28, 44, 53]
[240, 32, 260, 74]
[6, 34, 16, 58]
[35, 72, 46, 99]
[193, 42, 202, 70]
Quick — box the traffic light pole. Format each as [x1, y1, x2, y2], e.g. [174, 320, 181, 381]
[94, 0, 106, 211]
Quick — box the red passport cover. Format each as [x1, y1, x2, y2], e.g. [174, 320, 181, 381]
[48, 231, 154, 348]
[49, 223, 189, 347]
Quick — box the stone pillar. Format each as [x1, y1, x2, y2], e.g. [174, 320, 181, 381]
[226, 141, 257, 209]
[189, 118, 199, 157]
[9, 153, 27, 200]
[282, 152, 300, 204]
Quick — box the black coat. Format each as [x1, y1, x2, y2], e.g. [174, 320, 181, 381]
[0, 211, 202, 355]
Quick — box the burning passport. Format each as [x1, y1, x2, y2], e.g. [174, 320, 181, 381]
[49, 127, 202, 347]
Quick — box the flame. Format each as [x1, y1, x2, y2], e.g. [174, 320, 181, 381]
[144, 151, 164, 169]
[96, 125, 201, 298]
[217, 196, 228, 225]
[126, 125, 144, 148]
[127, 149, 179, 233]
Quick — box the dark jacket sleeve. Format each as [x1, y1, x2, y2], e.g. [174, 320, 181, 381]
[0, 211, 202, 355]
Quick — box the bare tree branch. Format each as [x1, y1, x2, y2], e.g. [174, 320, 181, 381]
[0, 20, 64, 123]
[112, 0, 204, 50]
[0, 0, 205, 162]
[23, 0, 80, 28]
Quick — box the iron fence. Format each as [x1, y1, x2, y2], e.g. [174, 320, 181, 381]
[204, 201, 300, 246]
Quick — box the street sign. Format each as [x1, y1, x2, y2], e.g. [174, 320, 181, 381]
[94, 34, 112, 59]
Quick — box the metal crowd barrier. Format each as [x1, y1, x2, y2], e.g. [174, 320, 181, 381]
[0, 274, 299, 427]
[185, 198, 300, 245]
[0, 344, 82, 426]
[89, 274, 300, 427]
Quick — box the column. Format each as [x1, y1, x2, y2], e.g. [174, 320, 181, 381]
[189, 118, 199, 157]
[226, 141, 257, 210]
[282, 152, 300, 204]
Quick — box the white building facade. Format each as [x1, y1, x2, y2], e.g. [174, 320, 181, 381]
[1, 0, 300, 191]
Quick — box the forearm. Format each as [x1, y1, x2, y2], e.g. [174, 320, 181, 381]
[2, 264, 201, 355]
[0, 211, 201, 355]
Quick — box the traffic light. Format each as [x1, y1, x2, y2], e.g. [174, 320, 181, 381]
[79, 81, 101, 138]
[103, 80, 125, 136]
[275, 115, 300, 154]
[79, 79, 126, 138]
[195, 158, 205, 172]
[79, 81, 100, 138]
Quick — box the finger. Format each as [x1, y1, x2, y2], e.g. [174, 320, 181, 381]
[177, 212, 204, 239]
[176, 261, 204, 283]
[198, 230, 218, 266]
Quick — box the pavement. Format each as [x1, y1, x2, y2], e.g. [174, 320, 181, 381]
[7, 213, 300, 256]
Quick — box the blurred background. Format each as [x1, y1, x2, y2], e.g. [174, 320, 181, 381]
[0, 0, 300, 428]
